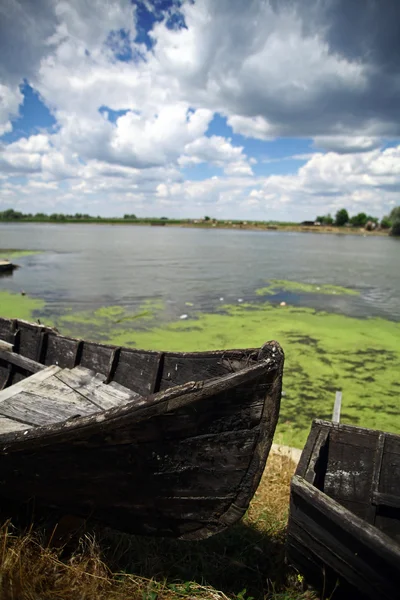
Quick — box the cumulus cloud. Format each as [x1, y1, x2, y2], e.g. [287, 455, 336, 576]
[1, 0, 400, 219]
[313, 136, 383, 154]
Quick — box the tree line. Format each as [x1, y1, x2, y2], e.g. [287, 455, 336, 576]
[0, 206, 399, 235]
[316, 207, 400, 235]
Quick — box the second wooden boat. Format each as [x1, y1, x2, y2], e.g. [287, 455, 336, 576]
[0, 260, 16, 273]
[287, 419, 400, 599]
[0, 317, 284, 540]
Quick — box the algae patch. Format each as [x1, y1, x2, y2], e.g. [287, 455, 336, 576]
[118, 303, 400, 448]
[48, 299, 166, 343]
[0, 291, 45, 321]
[0, 249, 42, 259]
[256, 279, 359, 296]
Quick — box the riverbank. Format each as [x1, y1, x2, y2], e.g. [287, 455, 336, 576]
[0, 218, 390, 236]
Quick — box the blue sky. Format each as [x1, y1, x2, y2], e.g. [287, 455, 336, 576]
[0, 0, 399, 220]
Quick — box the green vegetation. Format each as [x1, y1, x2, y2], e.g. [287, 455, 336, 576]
[334, 208, 349, 227]
[0, 249, 41, 259]
[317, 208, 380, 229]
[123, 302, 400, 448]
[389, 206, 400, 236]
[47, 301, 166, 342]
[0, 291, 45, 321]
[1, 207, 398, 235]
[255, 280, 359, 297]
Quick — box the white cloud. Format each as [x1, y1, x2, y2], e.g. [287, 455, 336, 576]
[179, 135, 253, 175]
[0, 0, 400, 220]
[0, 84, 23, 135]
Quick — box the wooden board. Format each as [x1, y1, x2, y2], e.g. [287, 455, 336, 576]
[55, 367, 142, 410]
[288, 476, 400, 600]
[287, 420, 400, 599]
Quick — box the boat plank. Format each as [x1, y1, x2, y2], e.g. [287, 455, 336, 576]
[289, 475, 400, 600]
[79, 342, 114, 375]
[0, 388, 98, 426]
[44, 335, 81, 368]
[55, 367, 139, 410]
[0, 416, 32, 434]
[113, 349, 160, 394]
[0, 348, 47, 375]
[0, 365, 61, 403]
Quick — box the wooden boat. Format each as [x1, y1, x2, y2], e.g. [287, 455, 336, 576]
[0, 260, 16, 273]
[0, 316, 284, 540]
[287, 419, 400, 599]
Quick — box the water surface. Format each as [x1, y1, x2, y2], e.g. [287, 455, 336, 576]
[0, 223, 399, 321]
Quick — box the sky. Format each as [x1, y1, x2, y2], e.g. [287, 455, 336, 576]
[0, 0, 399, 221]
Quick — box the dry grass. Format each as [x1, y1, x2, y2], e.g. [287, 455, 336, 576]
[0, 454, 316, 600]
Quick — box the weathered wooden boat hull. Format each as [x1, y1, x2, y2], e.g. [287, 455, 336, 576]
[0, 261, 16, 274]
[287, 420, 400, 599]
[0, 317, 284, 539]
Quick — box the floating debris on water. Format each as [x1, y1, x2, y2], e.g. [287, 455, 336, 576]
[179, 314, 188, 320]
[185, 302, 194, 307]
[280, 301, 286, 306]
[219, 297, 224, 301]
[238, 298, 243, 303]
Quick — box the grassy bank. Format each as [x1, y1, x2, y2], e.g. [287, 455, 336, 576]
[0, 453, 313, 600]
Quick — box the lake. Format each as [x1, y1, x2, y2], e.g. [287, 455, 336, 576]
[1, 222, 400, 446]
[0, 223, 399, 322]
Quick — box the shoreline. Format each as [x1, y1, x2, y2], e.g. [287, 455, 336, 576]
[0, 219, 389, 236]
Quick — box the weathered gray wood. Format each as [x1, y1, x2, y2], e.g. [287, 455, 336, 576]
[0, 416, 32, 434]
[55, 366, 141, 410]
[288, 475, 400, 600]
[288, 420, 400, 599]
[0, 348, 46, 374]
[0, 365, 61, 403]
[304, 428, 329, 484]
[372, 491, 400, 509]
[332, 390, 342, 423]
[104, 347, 121, 384]
[0, 390, 97, 426]
[0, 341, 13, 352]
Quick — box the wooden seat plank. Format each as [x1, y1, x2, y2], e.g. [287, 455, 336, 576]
[0, 415, 33, 434]
[55, 366, 142, 410]
[0, 365, 61, 403]
[0, 388, 98, 427]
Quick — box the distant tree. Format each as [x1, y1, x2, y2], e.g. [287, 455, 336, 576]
[350, 212, 368, 227]
[0, 208, 24, 220]
[335, 209, 349, 227]
[123, 214, 137, 219]
[316, 213, 333, 225]
[160, 216, 168, 220]
[204, 215, 211, 221]
[389, 206, 400, 222]
[380, 216, 392, 229]
[389, 206, 400, 236]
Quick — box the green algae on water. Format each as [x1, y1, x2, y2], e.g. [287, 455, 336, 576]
[115, 303, 400, 448]
[2, 288, 398, 449]
[49, 299, 166, 343]
[0, 249, 42, 259]
[256, 279, 359, 296]
[0, 291, 45, 321]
